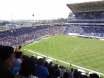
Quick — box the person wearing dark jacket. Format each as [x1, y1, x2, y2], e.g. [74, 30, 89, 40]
[0, 46, 15, 78]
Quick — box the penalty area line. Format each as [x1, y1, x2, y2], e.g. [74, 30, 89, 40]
[24, 49, 104, 76]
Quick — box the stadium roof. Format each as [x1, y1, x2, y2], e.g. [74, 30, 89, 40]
[67, 1, 104, 12]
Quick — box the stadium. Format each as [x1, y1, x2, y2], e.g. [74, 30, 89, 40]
[0, 0, 104, 78]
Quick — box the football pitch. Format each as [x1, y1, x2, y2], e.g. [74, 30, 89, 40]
[21, 35, 104, 74]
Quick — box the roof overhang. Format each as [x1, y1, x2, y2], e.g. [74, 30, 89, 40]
[67, 1, 104, 12]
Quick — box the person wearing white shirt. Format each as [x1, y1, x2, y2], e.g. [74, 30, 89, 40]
[12, 52, 23, 68]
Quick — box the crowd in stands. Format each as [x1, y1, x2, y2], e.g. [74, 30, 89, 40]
[0, 25, 66, 47]
[67, 20, 104, 23]
[74, 11, 104, 19]
[0, 45, 100, 78]
[1, 24, 104, 48]
[64, 25, 104, 37]
[66, 10, 104, 37]
[68, 11, 104, 23]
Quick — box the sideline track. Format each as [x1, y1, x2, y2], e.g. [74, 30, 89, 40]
[24, 49, 104, 76]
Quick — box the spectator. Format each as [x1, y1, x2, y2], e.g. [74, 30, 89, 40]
[34, 58, 49, 78]
[63, 72, 70, 78]
[70, 68, 74, 78]
[14, 57, 36, 78]
[31, 56, 35, 58]
[44, 61, 49, 69]
[22, 54, 28, 61]
[0, 46, 15, 78]
[59, 66, 66, 78]
[82, 75, 88, 78]
[12, 52, 23, 68]
[73, 69, 81, 78]
[15, 46, 22, 52]
[89, 73, 99, 78]
[48, 66, 55, 76]
[48, 61, 53, 69]
[53, 70, 60, 78]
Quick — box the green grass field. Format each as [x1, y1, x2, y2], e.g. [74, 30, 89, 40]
[21, 35, 104, 75]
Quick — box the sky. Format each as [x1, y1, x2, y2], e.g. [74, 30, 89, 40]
[0, 0, 101, 20]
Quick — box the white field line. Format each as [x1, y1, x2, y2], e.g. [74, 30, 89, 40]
[66, 40, 85, 59]
[24, 49, 104, 76]
[27, 41, 40, 46]
[27, 37, 50, 46]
